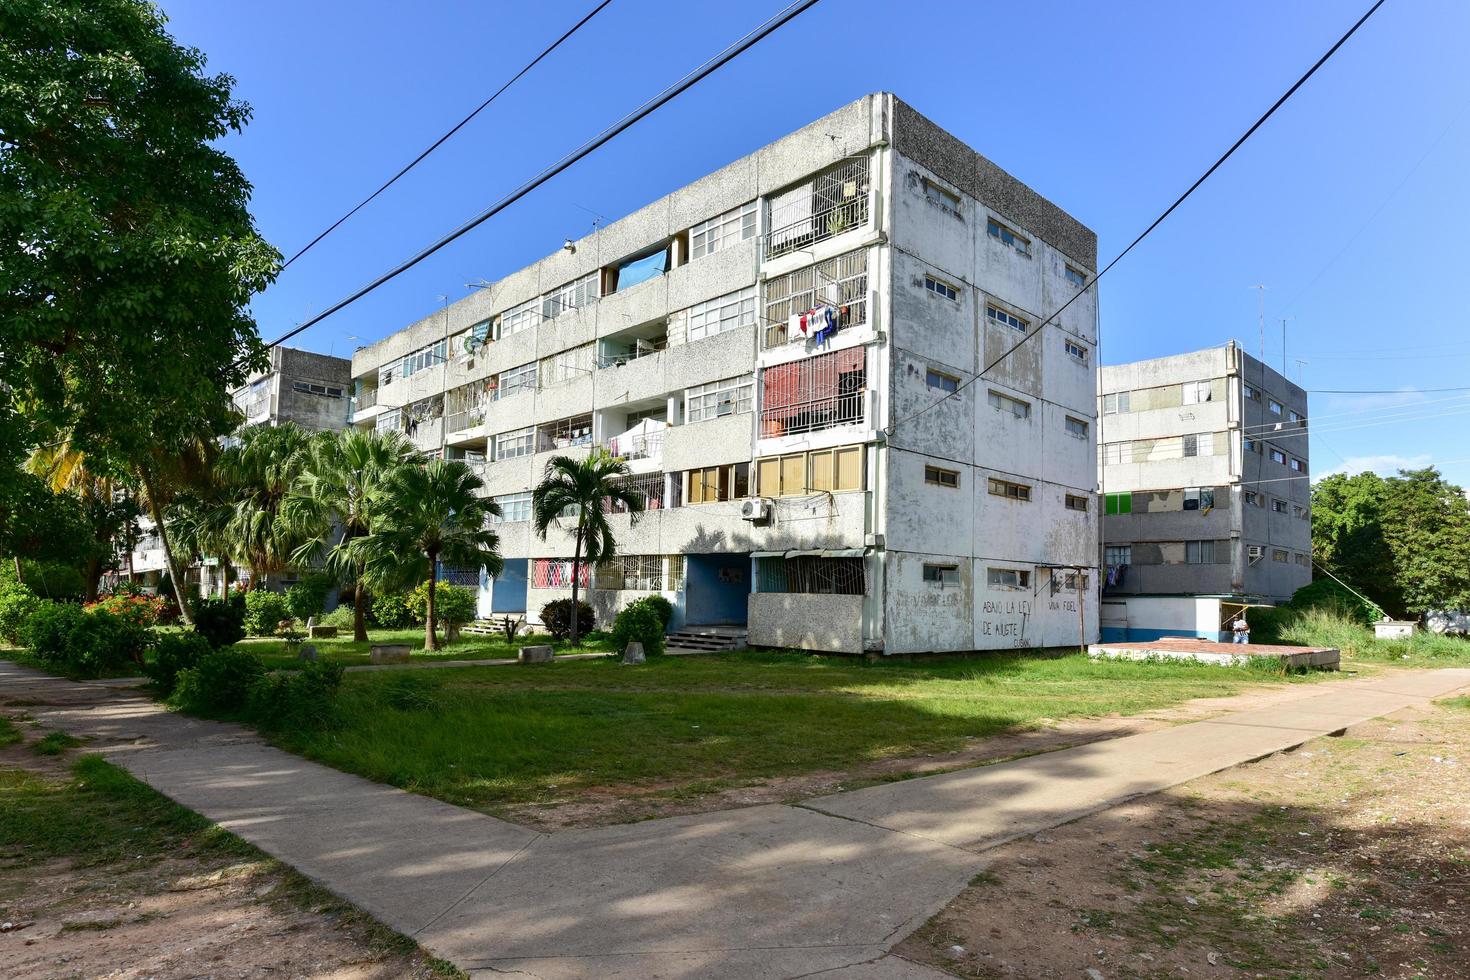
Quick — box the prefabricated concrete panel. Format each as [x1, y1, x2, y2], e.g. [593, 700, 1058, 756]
[747, 593, 864, 652]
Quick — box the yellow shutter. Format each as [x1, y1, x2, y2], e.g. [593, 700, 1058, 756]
[809, 450, 833, 491]
[757, 458, 780, 496]
[835, 446, 863, 490]
[780, 454, 805, 496]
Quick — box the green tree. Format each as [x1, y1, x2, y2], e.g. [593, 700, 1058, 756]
[531, 451, 644, 644]
[0, 471, 92, 584]
[1310, 471, 1397, 613]
[1380, 467, 1470, 615]
[219, 423, 312, 583]
[26, 444, 140, 601]
[281, 429, 421, 642]
[352, 460, 502, 651]
[1, 0, 279, 613]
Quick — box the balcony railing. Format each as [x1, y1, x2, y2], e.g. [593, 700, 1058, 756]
[762, 249, 869, 349]
[765, 156, 871, 260]
[354, 387, 378, 412]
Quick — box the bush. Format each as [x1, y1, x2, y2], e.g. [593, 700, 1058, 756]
[370, 591, 415, 629]
[18, 561, 85, 601]
[320, 604, 357, 630]
[540, 598, 595, 641]
[247, 660, 345, 730]
[1248, 577, 1380, 642]
[243, 590, 290, 636]
[85, 593, 167, 628]
[408, 581, 476, 630]
[170, 647, 266, 714]
[191, 594, 246, 649]
[0, 579, 41, 644]
[145, 632, 213, 695]
[285, 573, 333, 622]
[22, 603, 148, 677]
[628, 594, 673, 631]
[611, 602, 665, 657]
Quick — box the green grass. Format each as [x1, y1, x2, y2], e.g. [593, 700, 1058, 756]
[260, 650, 1324, 813]
[32, 730, 83, 755]
[0, 716, 21, 747]
[1278, 608, 1470, 666]
[240, 627, 617, 670]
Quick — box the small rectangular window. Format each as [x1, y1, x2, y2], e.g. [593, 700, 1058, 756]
[986, 218, 1030, 255]
[924, 275, 958, 300]
[1064, 339, 1089, 363]
[986, 304, 1028, 333]
[1104, 492, 1132, 515]
[922, 563, 959, 585]
[1183, 487, 1216, 511]
[923, 179, 961, 211]
[926, 369, 959, 393]
[1065, 416, 1089, 438]
[1245, 490, 1263, 508]
[1273, 549, 1289, 563]
[1294, 504, 1308, 519]
[1185, 540, 1215, 564]
[1243, 384, 1260, 402]
[988, 478, 1031, 501]
[1272, 498, 1289, 513]
[1181, 380, 1213, 405]
[1244, 437, 1262, 455]
[1105, 545, 1131, 565]
[1289, 457, 1306, 473]
[1269, 399, 1284, 416]
[1295, 552, 1309, 567]
[1183, 434, 1200, 458]
[1102, 391, 1131, 415]
[925, 465, 960, 488]
[1270, 448, 1287, 465]
[987, 389, 1031, 419]
[690, 201, 757, 259]
[1065, 494, 1089, 512]
[1288, 410, 1303, 424]
[987, 567, 1031, 589]
[1064, 265, 1087, 287]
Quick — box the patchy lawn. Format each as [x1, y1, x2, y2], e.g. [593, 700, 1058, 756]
[240, 627, 617, 669]
[0, 724, 460, 979]
[257, 650, 1328, 824]
[898, 692, 1470, 979]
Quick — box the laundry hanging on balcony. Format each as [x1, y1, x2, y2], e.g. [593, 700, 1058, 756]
[607, 417, 665, 461]
[786, 305, 838, 345]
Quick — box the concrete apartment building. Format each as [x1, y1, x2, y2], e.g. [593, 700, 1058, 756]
[120, 347, 352, 595]
[1097, 343, 1312, 641]
[349, 93, 1100, 654]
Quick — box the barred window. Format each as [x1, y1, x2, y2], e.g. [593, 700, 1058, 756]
[531, 559, 590, 589]
[687, 376, 753, 422]
[538, 414, 592, 451]
[539, 343, 595, 387]
[493, 426, 535, 460]
[759, 347, 865, 437]
[1105, 546, 1131, 566]
[762, 249, 868, 348]
[594, 555, 665, 591]
[542, 272, 599, 320]
[500, 297, 539, 337]
[766, 156, 870, 259]
[687, 286, 756, 343]
[690, 201, 756, 259]
[606, 472, 666, 513]
[492, 492, 532, 524]
[756, 556, 865, 595]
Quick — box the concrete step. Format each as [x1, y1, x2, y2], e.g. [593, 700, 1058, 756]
[665, 631, 747, 651]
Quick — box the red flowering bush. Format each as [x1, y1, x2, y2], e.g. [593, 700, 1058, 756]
[86, 593, 168, 628]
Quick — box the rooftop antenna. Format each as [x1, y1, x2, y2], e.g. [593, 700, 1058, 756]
[1250, 285, 1266, 369]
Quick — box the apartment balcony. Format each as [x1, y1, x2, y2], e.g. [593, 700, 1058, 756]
[760, 248, 871, 350]
[764, 155, 872, 261]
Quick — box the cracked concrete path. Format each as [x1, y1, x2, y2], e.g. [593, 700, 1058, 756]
[2, 662, 1465, 979]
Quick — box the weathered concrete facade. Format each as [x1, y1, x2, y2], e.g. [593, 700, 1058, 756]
[1098, 343, 1311, 605]
[233, 346, 353, 433]
[350, 93, 1100, 653]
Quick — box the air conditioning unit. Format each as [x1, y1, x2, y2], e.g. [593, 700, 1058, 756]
[740, 498, 773, 523]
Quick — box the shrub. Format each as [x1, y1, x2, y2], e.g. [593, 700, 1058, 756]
[320, 604, 357, 630]
[408, 581, 476, 631]
[628, 594, 674, 631]
[247, 661, 345, 730]
[370, 591, 415, 629]
[611, 602, 665, 657]
[18, 561, 85, 601]
[191, 594, 246, 649]
[86, 593, 167, 628]
[0, 579, 41, 644]
[145, 632, 213, 695]
[285, 574, 333, 622]
[243, 590, 290, 636]
[540, 598, 595, 641]
[170, 647, 266, 714]
[22, 603, 148, 677]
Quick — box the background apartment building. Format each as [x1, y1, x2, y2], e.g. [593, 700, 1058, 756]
[1097, 344, 1311, 639]
[349, 93, 1100, 654]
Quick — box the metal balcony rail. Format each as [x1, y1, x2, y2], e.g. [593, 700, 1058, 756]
[764, 155, 871, 260]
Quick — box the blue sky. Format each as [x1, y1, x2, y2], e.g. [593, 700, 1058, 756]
[161, 0, 1470, 485]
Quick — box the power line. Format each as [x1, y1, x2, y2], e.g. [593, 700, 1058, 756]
[887, 0, 1387, 437]
[279, 0, 615, 271]
[1309, 385, 1470, 394]
[254, 0, 823, 360]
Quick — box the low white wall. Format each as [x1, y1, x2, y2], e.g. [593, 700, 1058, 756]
[748, 593, 864, 653]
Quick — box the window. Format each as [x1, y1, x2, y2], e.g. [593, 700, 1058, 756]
[766, 156, 870, 258]
[1065, 416, 1089, 438]
[496, 361, 537, 399]
[1272, 498, 1289, 513]
[1102, 391, 1131, 415]
[1104, 492, 1132, 515]
[1065, 339, 1089, 363]
[986, 218, 1030, 255]
[1245, 490, 1264, 508]
[1064, 265, 1087, 287]
[686, 376, 754, 423]
[686, 463, 749, 504]
[292, 381, 343, 398]
[1289, 457, 1306, 473]
[1183, 434, 1200, 458]
[1185, 540, 1215, 564]
[759, 347, 865, 437]
[1053, 570, 1089, 593]
[926, 369, 959, 393]
[500, 297, 539, 337]
[986, 304, 1027, 333]
[1181, 380, 1213, 405]
[756, 556, 865, 595]
[687, 286, 756, 342]
[756, 446, 863, 497]
[1294, 504, 1308, 520]
[690, 201, 757, 259]
[987, 389, 1031, 419]
[762, 249, 868, 347]
[1244, 437, 1262, 455]
[1295, 552, 1309, 567]
[922, 563, 960, 586]
[595, 555, 667, 591]
[925, 465, 959, 488]
[924, 275, 958, 300]
[491, 492, 532, 524]
[1288, 410, 1303, 424]
[922, 178, 961, 211]
[1269, 447, 1287, 465]
[1273, 549, 1289, 563]
[539, 413, 593, 451]
[1243, 384, 1260, 402]
[375, 409, 401, 433]
[987, 567, 1031, 589]
[1183, 487, 1215, 511]
[532, 559, 590, 589]
[988, 478, 1031, 501]
[1248, 544, 1265, 564]
[1268, 398, 1284, 416]
[606, 472, 666, 513]
[493, 425, 535, 460]
[1105, 545, 1132, 566]
[542, 272, 599, 320]
[1065, 494, 1089, 512]
[401, 338, 448, 378]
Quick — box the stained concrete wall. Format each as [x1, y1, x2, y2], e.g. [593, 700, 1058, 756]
[748, 593, 864, 653]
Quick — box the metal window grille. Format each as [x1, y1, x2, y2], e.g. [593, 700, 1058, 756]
[763, 249, 868, 348]
[687, 377, 753, 422]
[441, 565, 480, 588]
[756, 556, 865, 595]
[532, 559, 590, 589]
[1105, 546, 1131, 566]
[667, 555, 685, 592]
[605, 472, 665, 513]
[690, 201, 757, 259]
[766, 156, 870, 259]
[538, 414, 592, 452]
[539, 343, 595, 386]
[594, 555, 665, 592]
[759, 347, 865, 438]
[446, 378, 497, 432]
[687, 286, 757, 342]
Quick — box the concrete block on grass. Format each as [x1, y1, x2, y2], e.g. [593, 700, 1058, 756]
[308, 625, 338, 639]
[518, 645, 554, 664]
[369, 644, 412, 665]
[622, 642, 646, 665]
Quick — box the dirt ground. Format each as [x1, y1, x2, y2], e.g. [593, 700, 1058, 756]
[0, 725, 457, 980]
[500, 678, 1342, 830]
[897, 695, 1470, 979]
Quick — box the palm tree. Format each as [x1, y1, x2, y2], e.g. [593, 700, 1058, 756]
[531, 450, 645, 644]
[168, 469, 239, 599]
[351, 458, 502, 651]
[221, 423, 313, 584]
[281, 428, 421, 642]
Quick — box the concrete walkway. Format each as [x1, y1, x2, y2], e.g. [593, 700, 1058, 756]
[3, 662, 1465, 979]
